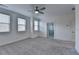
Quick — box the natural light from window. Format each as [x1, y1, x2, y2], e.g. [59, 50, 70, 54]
[18, 18, 26, 31]
[0, 13, 10, 32]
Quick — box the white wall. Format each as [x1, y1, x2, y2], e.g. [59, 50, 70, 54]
[39, 12, 75, 41]
[75, 4, 79, 53]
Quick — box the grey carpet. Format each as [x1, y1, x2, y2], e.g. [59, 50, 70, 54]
[0, 37, 78, 55]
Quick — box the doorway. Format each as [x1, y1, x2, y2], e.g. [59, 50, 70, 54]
[47, 23, 54, 39]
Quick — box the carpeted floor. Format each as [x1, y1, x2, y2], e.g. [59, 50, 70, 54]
[0, 37, 78, 55]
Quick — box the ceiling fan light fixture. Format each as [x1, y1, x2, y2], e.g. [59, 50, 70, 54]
[35, 10, 39, 14]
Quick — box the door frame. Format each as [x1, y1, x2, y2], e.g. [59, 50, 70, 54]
[47, 23, 54, 39]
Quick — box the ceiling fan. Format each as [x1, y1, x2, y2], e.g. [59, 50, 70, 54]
[28, 6, 45, 14]
[34, 6, 46, 14]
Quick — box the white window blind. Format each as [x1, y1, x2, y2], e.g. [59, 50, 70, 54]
[0, 13, 10, 32]
[34, 20, 39, 31]
[18, 18, 26, 31]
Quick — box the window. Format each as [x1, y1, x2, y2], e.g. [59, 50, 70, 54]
[17, 18, 26, 31]
[0, 13, 10, 32]
[34, 19, 39, 31]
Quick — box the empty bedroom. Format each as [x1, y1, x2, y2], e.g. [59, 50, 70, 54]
[0, 4, 78, 55]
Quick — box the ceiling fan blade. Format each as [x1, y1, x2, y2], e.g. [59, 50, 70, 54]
[40, 7, 46, 10]
[38, 11, 44, 14]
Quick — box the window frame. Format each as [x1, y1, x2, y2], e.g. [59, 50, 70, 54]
[0, 12, 11, 33]
[16, 17, 27, 32]
[33, 17, 40, 32]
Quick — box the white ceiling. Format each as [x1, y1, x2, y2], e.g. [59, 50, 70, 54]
[0, 4, 75, 16]
[6, 4, 33, 10]
[33, 4, 75, 16]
